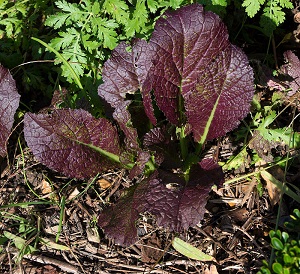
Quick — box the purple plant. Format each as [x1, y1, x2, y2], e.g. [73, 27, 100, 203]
[0, 66, 20, 157]
[267, 50, 300, 97]
[0, 4, 254, 245]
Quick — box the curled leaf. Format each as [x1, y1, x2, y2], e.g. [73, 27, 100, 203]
[98, 39, 151, 151]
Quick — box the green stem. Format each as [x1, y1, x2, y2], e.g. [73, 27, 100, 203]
[144, 155, 157, 175]
[179, 127, 188, 161]
[195, 142, 203, 156]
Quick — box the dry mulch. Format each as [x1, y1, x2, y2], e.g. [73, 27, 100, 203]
[0, 132, 299, 274]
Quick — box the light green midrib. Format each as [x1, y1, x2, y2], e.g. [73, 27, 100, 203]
[72, 137, 120, 162]
[199, 93, 221, 146]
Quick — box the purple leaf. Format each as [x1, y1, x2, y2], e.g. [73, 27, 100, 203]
[143, 127, 168, 147]
[113, 101, 140, 151]
[145, 158, 224, 231]
[98, 173, 155, 246]
[24, 109, 121, 179]
[183, 45, 254, 142]
[142, 4, 254, 140]
[143, 127, 180, 169]
[98, 39, 151, 108]
[279, 51, 300, 96]
[129, 150, 151, 179]
[0, 65, 20, 157]
[98, 39, 151, 150]
[99, 159, 223, 246]
[267, 51, 300, 97]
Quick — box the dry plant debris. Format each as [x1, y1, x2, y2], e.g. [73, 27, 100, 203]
[1, 127, 299, 274]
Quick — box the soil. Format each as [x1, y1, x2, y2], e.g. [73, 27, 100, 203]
[0, 125, 299, 274]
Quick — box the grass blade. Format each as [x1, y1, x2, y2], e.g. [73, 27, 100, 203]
[32, 37, 83, 89]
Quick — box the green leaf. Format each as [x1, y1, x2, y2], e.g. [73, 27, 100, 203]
[259, 267, 272, 274]
[172, 237, 214, 261]
[40, 238, 70, 251]
[282, 232, 289, 243]
[257, 111, 300, 149]
[97, 19, 118, 49]
[211, 0, 228, 7]
[102, 0, 129, 25]
[92, 1, 100, 14]
[50, 29, 78, 50]
[147, 0, 158, 12]
[271, 237, 284, 250]
[222, 147, 248, 171]
[259, 0, 290, 36]
[272, 262, 283, 274]
[269, 230, 278, 238]
[60, 49, 87, 79]
[292, 209, 300, 219]
[3, 231, 37, 254]
[125, 0, 149, 37]
[82, 36, 99, 53]
[242, 0, 265, 17]
[283, 253, 293, 264]
[45, 13, 70, 29]
[56, 0, 81, 14]
[279, 0, 293, 8]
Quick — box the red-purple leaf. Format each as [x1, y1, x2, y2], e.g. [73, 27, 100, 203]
[128, 150, 151, 179]
[183, 45, 254, 142]
[145, 158, 224, 231]
[98, 39, 150, 108]
[113, 101, 140, 151]
[281, 51, 300, 96]
[142, 4, 226, 125]
[142, 4, 254, 140]
[24, 109, 121, 179]
[0, 65, 20, 157]
[98, 174, 154, 246]
[98, 159, 224, 246]
[268, 50, 300, 97]
[143, 127, 168, 147]
[143, 127, 180, 169]
[98, 4, 254, 143]
[98, 39, 151, 150]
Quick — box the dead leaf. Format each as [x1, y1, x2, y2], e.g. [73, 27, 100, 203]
[227, 208, 249, 223]
[204, 264, 219, 274]
[261, 170, 281, 206]
[86, 227, 100, 243]
[67, 187, 80, 200]
[97, 178, 112, 189]
[41, 179, 52, 194]
[141, 233, 164, 263]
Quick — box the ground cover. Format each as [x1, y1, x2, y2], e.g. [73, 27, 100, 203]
[0, 1, 300, 273]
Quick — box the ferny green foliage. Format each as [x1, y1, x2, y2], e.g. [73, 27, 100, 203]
[44, 0, 188, 84]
